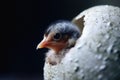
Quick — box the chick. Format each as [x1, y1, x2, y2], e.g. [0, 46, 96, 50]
[37, 20, 81, 65]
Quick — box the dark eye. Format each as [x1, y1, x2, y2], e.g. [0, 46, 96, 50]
[53, 33, 62, 40]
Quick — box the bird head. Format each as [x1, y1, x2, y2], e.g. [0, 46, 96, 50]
[37, 20, 81, 53]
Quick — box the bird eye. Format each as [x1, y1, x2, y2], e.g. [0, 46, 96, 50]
[53, 33, 62, 40]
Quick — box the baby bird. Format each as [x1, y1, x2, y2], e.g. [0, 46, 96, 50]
[37, 20, 81, 65]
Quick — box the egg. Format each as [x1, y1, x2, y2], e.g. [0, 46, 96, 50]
[44, 5, 120, 80]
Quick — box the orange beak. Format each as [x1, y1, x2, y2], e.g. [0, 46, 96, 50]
[37, 36, 67, 53]
[37, 36, 48, 49]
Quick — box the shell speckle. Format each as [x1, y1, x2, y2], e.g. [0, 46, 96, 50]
[106, 44, 114, 54]
[95, 54, 103, 60]
[105, 34, 110, 39]
[99, 64, 107, 71]
[97, 74, 103, 80]
[107, 22, 113, 26]
[74, 66, 80, 72]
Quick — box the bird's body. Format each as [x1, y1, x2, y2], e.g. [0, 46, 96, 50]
[37, 20, 81, 65]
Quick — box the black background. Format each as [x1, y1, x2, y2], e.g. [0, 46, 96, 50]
[1, 0, 120, 80]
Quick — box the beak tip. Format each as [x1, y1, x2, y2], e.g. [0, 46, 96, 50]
[36, 39, 47, 50]
[36, 43, 44, 50]
[36, 44, 41, 50]
[36, 47, 39, 50]
[36, 46, 39, 50]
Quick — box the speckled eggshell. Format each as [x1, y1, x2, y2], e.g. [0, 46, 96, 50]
[44, 5, 120, 80]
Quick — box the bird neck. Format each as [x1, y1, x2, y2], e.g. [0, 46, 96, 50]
[54, 48, 70, 56]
